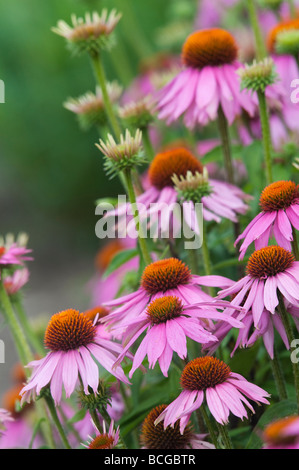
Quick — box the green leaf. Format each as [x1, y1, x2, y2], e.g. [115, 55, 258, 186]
[103, 248, 139, 278]
[246, 399, 298, 449]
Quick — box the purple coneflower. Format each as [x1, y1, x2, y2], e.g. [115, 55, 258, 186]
[0, 244, 33, 268]
[140, 404, 215, 449]
[103, 257, 235, 329]
[105, 147, 250, 239]
[155, 356, 270, 432]
[216, 245, 299, 328]
[113, 295, 243, 377]
[263, 415, 299, 450]
[20, 309, 131, 405]
[156, 28, 256, 128]
[235, 181, 299, 259]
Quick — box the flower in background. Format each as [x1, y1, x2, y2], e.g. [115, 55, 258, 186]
[235, 181, 299, 259]
[216, 246, 299, 328]
[102, 257, 235, 330]
[64, 83, 122, 131]
[155, 356, 270, 432]
[262, 415, 299, 449]
[195, 0, 239, 29]
[203, 300, 297, 360]
[20, 309, 131, 405]
[2, 268, 30, 296]
[157, 28, 256, 128]
[140, 404, 215, 449]
[113, 295, 243, 377]
[52, 10, 122, 55]
[82, 420, 120, 449]
[0, 244, 33, 268]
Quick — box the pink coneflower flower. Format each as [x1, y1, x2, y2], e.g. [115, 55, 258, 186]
[155, 356, 270, 432]
[105, 147, 250, 240]
[83, 420, 120, 449]
[157, 29, 256, 128]
[102, 257, 235, 329]
[203, 301, 295, 360]
[0, 244, 33, 268]
[216, 246, 299, 328]
[262, 415, 299, 449]
[3, 268, 30, 295]
[113, 295, 243, 377]
[20, 309, 131, 405]
[140, 404, 215, 449]
[235, 181, 299, 259]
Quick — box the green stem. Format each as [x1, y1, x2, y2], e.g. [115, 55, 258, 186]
[90, 408, 103, 434]
[292, 228, 299, 261]
[123, 169, 152, 266]
[0, 276, 55, 448]
[247, 0, 267, 61]
[90, 52, 122, 139]
[200, 406, 219, 449]
[216, 422, 233, 449]
[12, 296, 45, 356]
[217, 105, 235, 185]
[257, 90, 273, 185]
[278, 294, 299, 411]
[201, 223, 216, 297]
[45, 395, 71, 449]
[0, 277, 33, 366]
[142, 126, 155, 162]
[271, 348, 288, 401]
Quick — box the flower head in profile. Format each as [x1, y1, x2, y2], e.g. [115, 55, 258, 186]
[52, 10, 122, 55]
[155, 356, 270, 433]
[262, 415, 299, 449]
[2, 268, 30, 296]
[83, 420, 120, 449]
[0, 244, 33, 268]
[216, 246, 299, 328]
[157, 28, 256, 128]
[140, 404, 215, 449]
[20, 309, 131, 405]
[96, 129, 146, 178]
[64, 83, 122, 131]
[102, 257, 235, 330]
[235, 181, 299, 259]
[113, 295, 243, 377]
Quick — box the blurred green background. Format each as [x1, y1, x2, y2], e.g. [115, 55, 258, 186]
[0, 0, 198, 392]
